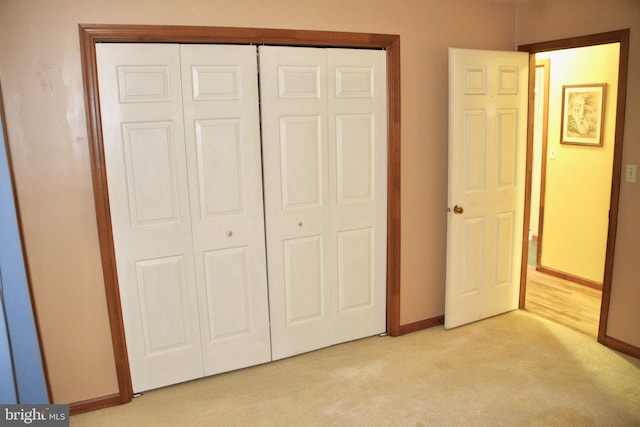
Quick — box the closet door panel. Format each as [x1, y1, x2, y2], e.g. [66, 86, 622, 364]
[194, 118, 244, 216]
[337, 227, 374, 311]
[280, 115, 323, 208]
[327, 49, 387, 342]
[259, 46, 332, 360]
[96, 44, 204, 393]
[135, 256, 192, 352]
[202, 247, 252, 338]
[283, 235, 325, 324]
[180, 45, 271, 375]
[260, 46, 387, 360]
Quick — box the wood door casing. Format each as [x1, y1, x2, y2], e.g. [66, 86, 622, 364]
[518, 29, 630, 350]
[78, 24, 401, 414]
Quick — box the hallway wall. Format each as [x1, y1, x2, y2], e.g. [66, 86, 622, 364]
[537, 43, 619, 283]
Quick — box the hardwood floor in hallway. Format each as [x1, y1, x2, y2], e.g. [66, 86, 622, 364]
[524, 265, 602, 338]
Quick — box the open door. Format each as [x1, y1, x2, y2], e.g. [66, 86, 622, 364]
[445, 48, 529, 329]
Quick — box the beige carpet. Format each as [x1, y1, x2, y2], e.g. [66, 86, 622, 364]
[71, 310, 640, 426]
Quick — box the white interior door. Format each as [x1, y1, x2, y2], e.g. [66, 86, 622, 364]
[179, 45, 271, 376]
[259, 46, 387, 359]
[445, 48, 529, 329]
[97, 43, 204, 391]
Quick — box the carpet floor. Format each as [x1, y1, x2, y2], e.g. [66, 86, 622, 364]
[71, 310, 640, 426]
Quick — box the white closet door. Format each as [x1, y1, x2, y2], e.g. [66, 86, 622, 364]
[259, 46, 331, 359]
[179, 45, 271, 375]
[96, 44, 204, 392]
[259, 46, 387, 360]
[327, 48, 387, 344]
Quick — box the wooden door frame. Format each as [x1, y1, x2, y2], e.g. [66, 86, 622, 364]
[78, 23, 401, 414]
[518, 29, 630, 349]
[531, 59, 550, 271]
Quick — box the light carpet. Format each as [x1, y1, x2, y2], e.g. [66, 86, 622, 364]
[71, 310, 640, 426]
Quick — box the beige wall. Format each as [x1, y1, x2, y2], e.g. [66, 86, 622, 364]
[0, 0, 517, 403]
[537, 44, 619, 283]
[517, 0, 640, 353]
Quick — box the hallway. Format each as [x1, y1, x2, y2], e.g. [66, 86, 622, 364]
[524, 265, 602, 338]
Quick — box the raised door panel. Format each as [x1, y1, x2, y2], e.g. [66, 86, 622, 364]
[336, 114, 374, 202]
[202, 248, 252, 339]
[96, 43, 204, 392]
[461, 217, 484, 295]
[194, 119, 244, 217]
[337, 228, 374, 312]
[283, 236, 325, 324]
[135, 256, 193, 353]
[280, 116, 323, 209]
[121, 122, 179, 226]
[180, 45, 271, 375]
[464, 110, 487, 192]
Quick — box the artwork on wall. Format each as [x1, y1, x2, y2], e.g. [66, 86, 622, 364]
[560, 83, 606, 146]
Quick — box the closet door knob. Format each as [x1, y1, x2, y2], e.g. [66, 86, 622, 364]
[226, 230, 233, 237]
[298, 221, 303, 227]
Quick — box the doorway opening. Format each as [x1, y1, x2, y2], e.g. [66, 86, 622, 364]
[518, 30, 630, 345]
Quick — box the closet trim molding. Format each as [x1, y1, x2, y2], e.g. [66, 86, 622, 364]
[78, 23, 401, 414]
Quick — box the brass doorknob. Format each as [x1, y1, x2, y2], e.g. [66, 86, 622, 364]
[453, 205, 464, 215]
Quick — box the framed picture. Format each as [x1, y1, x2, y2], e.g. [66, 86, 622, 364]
[560, 83, 606, 146]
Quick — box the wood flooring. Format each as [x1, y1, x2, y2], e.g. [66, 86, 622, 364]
[524, 265, 602, 338]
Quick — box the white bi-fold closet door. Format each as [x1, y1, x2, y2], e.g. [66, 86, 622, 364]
[97, 44, 271, 392]
[259, 46, 388, 360]
[96, 43, 387, 393]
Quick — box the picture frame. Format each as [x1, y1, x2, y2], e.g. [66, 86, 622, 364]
[560, 83, 606, 146]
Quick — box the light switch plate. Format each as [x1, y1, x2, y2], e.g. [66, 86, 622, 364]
[626, 164, 637, 183]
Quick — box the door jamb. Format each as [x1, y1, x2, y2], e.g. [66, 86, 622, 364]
[78, 24, 401, 414]
[518, 29, 630, 348]
[531, 59, 550, 272]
